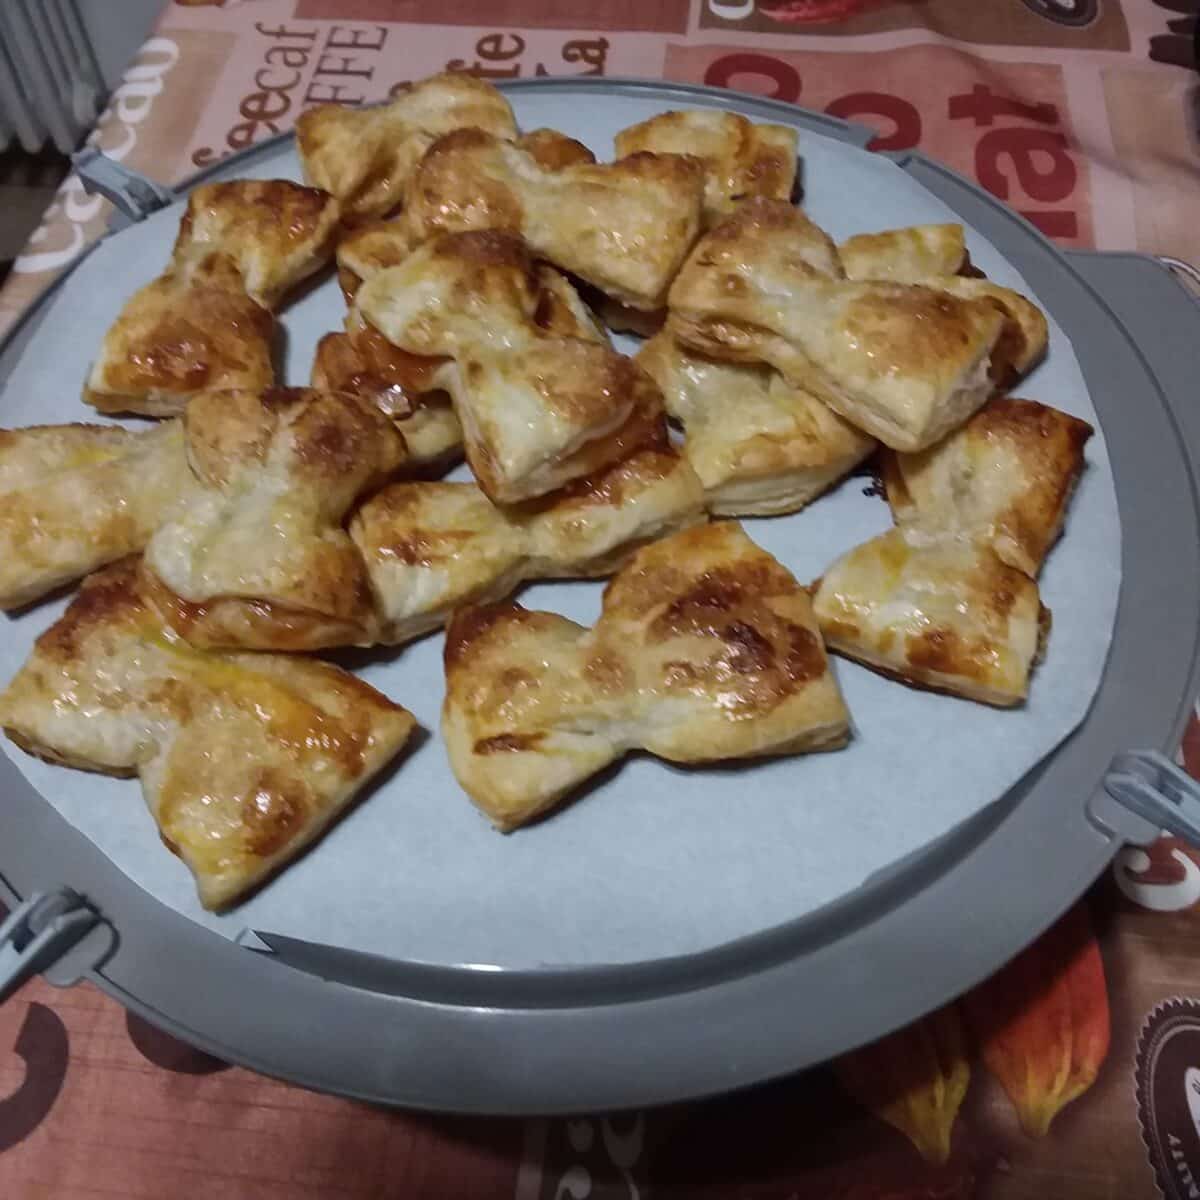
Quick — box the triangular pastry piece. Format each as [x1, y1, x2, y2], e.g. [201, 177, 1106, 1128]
[812, 526, 1045, 708]
[399, 128, 705, 310]
[0, 421, 190, 608]
[882, 396, 1092, 578]
[667, 199, 1006, 452]
[350, 399, 706, 644]
[84, 252, 275, 417]
[296, 72, 517, 220]
[614, 109, 798, 228]
[637, 329, 875, 516]
[443, 522, 849, 830]
[356, 231, 650, 503]
[141, 388, 406, 651]
[0, 558, 415, 910]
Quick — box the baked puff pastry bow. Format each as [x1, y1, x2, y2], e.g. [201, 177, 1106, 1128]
[86, 180, 340, 417]
[0, 420, 190, 609]
[667, 199, 1022, 452]
[356, 230, 659, 503]
[614, 109, 799, 229]
[395, 128, 706, 311]
[297, 72, 518, 221]
[140, 387, 406, 652]
[813, 397, 1093, 706]
[443, 522, 849, 830]
[0, 558, 415, 910]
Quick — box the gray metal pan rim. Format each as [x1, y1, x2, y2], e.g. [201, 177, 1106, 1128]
[0, 77, 1197, 1114]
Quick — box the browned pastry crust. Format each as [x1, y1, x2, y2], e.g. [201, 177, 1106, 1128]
[0, 558, 415, 910]
[637, 329, 876, 517]
[881, 396, 1093, 578]
[356, 230, 652, 503]
[84, 253, 275, 417]
[0, 421, 190, 608]
[442, 522, 849, 830]
[397, 127, 705, 310]
[813, 397, 1091, 706]
[350, 393, 706, 644]
[614, 109, 798, 228]
[296, 72, 517, 220]
[140, 387, 407, 651]
[86, 180, 338, 416]
[667, 199, 1007, 452]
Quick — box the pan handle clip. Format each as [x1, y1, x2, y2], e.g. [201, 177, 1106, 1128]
[1105, 750, 1200, 847]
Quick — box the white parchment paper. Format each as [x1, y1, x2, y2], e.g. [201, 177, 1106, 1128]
[0, 92, 1121, 968]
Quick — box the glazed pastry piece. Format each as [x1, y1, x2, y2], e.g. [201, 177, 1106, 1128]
[637, 330, 875, 516]
[517, 128, 596, 170]
[351, 405, 706, 644]
[84, 253, 275, 417]
[0, 421, 190, 608]
[667, 199, 1006, 452]
[812, 526, 1045, 708]
[443, 522, 849, 830]
[398, 128, 706, 309]
[142, 388, 406, 652]
[614, 109, 798, 228]
[837, 228, 1048, 383]
[882, 397, 1093, 578]
[838, 224, 967, 283]
[316, 262, 607, 472]
[173, 179, 341, 308]
[296, 72, 517, 220]
[86, 178, 341, 416]
[0, 559, 415, 910]
[311, 314, 462, 471]
[357, 231, 649, 503]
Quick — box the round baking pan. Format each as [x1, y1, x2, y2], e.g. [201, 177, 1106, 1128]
[0, 78, 1197, 1113]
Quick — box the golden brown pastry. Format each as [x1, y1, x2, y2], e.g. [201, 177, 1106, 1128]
[838, 224, 967, 283]
[813, 397, 1089, 705]
[86, 179, 338, 416]
[442, 522, 849, 830]
[398, 128, 706, 310]
[311, 311, 462, 472]
[172, 179, 340, 308]
[84, 253, 275, 417]
[837, 227, 1048, 384]
[351, 403, 706, 644]
[0, 421, 190, 609]
[614, 109, 798, 228]
[812, 526, 1045, 708]
[637, 330, 875, 516]
[141, 388, 406, 651]
[356, 231, 651, 503]
[296, 72, 517, 220]
[0, 558, 415, 910]
[517, 128, 596, 170]
[882, 397, 1093, 578]
[667, 199, 1006, 452]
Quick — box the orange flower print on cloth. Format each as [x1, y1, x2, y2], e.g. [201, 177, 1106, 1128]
[834, 1003, 970, 1164]
[963, 901, 1111, 1138]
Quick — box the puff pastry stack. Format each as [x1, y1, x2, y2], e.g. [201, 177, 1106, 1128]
[0, 71, 1094, 911]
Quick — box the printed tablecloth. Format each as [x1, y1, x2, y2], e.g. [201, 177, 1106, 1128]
[1, 2, 1199, 1197]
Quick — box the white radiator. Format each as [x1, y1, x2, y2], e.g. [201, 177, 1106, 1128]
[0, 0, 106, 153]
